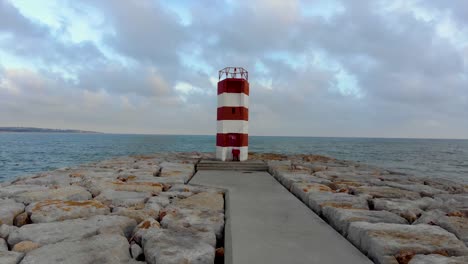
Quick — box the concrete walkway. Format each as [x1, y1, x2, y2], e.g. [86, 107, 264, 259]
[190, 170, 372, 264]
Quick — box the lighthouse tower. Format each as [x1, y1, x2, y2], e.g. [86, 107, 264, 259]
[216, 67, 249, 161]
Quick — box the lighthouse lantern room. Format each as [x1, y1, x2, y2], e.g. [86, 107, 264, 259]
[216, 67, 249, 161]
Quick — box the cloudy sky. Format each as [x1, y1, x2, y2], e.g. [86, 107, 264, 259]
[0, 0, 467, 138]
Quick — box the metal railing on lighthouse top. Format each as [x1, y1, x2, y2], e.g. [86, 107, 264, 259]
[218, 67, 248, 81]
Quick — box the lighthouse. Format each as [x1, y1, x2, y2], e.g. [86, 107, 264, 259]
[216, 67, 249, 161]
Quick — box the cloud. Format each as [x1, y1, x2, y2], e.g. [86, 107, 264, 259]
[0, 0, 467, 138]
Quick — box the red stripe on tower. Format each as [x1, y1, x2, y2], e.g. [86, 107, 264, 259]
[216, 67, 249, 161]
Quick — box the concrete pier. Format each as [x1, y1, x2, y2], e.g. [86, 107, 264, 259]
[190, 170, 372, 264]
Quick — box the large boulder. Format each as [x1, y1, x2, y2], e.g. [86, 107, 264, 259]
[409, 254, 468, 264]
[13, 186, 91, 205]
[7, 215, 136, 247]
[348, 222, 468, 264]
[94, 190, 152, 209]
[159, 162, 194, 182]
[131, 218, 161, 244]
[0, 251, 24, 264]
[422, 178, 467, 193]
[161, 192, 225, 239]
[350, 186, 421, 200]
[290, 182, 332, 203]
[11, 169, 79, 187]
[414, 210, 468, 246]
[0, 237, 7, 251]
[142, 227, 216, 264]
[111, 207, 156, 223]
[322, 207, 407, 235]
[0, 224, 18, 239]
[20, 234, 135, 264]
[307, 192, 369, 215]
[0, 199, 25, 225]
[0, 185, 48, 199]
[26, 200, 110, 223]
[381, 182, 447, 197]
[169, 192, 224, 212]
[372, 197, 438, 223]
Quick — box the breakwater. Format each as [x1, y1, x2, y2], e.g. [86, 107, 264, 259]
[0, 152, 467, 264]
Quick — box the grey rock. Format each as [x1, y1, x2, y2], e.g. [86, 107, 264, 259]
[26, 200, 110, 223]
[382, 181, 447, 197]
[79, 178, 164, 196]
[350, 186, 421, 200]
[94, 190, 151, 209]
[0, 199, 25, 225]
[0, 251, 24, 264]
[372, 197, 438, 223]
[0, 237, 7, 251]
[0, 185, 48, 199]
[146, 196, 170, 207]
[159, 162, 194, 182]
[131, 218, 161, 244]
[307, 192, 369, 215]
[130, 242, 143, 259]
[159, 191, 194, 200]
[414, 210, 468, 246]
[7, 215, 136, 247]
[322, 207, 407, 235]
[168, 192, 224, 212]
[11, 169, 77, 187]
[161, 208, 224, 240]
[0, 224, 18, 239]
[290, 182, 333, 203]
[161, 192, 225, 239]
[348, 222, 468, 264]
[13, 186, 91, 205]
[423, 178, 467, 193]
[20, 234, 133, 264]
[409, 254, 468, 264]
[111, 207, 156, 223]
[433, 193, 468, 211]
[142, 227, 215, 264]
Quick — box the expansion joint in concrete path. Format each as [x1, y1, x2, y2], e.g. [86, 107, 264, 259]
[190, 169, 372, 264]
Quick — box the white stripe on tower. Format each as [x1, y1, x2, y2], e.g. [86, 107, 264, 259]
[217, 93, 249, 108]
[217, 120, 249, 134]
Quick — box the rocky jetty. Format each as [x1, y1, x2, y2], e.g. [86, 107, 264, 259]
[1, 151, 467, 264]
[0, 153, 225, 264]
[267, 153, 468, 264]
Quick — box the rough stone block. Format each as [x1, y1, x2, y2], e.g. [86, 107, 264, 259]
[13, 186, 92, 205]
[0, 199, 25, 225]
[20, 234, 133, 264]
[409, 254, 468, 264]
[142, 227, 215, 264]
[347, 222, 468, 264]
[7, 215, 136, 247]
[26, 200, 110, 223]
[322, 207, 408, 235]
[350, 186, 421, 200]
[307, 192, 369, 214]
[0, 251, 24, 264]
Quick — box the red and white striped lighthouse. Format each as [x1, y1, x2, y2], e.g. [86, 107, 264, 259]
[216, 67, 249, 161]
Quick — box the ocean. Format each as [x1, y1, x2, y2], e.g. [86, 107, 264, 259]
[0, 133, 467, 183]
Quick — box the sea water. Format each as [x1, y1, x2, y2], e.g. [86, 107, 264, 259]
[0, 133, 467, 183]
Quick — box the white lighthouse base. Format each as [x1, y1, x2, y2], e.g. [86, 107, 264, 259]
[216, 146, 248, 161]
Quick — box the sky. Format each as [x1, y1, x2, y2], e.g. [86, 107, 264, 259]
[0, 0, 467, 138]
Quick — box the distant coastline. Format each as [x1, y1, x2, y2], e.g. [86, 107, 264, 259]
[0, 127, 100, 133]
